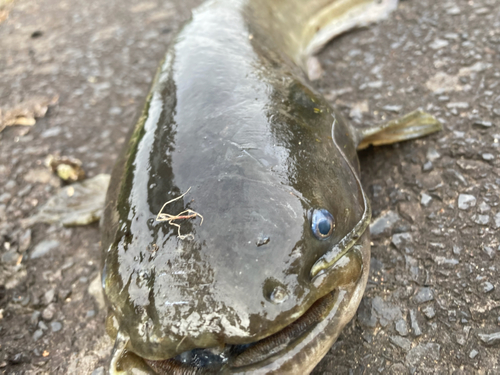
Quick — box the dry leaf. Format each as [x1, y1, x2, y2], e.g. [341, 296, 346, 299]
[0, 95, 58, 132]
[45, 154, 86, 182]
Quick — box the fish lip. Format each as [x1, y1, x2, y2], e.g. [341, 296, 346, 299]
[143, 291, 342, 373]
[142, 243, 366, 374]
[310, 222, 369, 289]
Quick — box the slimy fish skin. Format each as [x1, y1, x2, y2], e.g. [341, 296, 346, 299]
[101, 0, 441, 373]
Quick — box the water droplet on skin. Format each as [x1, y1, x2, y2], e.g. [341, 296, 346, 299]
[270, 286, 288, 304]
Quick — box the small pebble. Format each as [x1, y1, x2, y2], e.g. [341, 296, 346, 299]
[481, 282, 494, 293]
[1, 250, 20, 265]
[38, 321, 48, 331]
[389, 336, 411, 351]
[449, 310, 457, 322]
[421, 305, 436, 319]
[30, 311, 41, 326]
[458, 194, 476, 210]
[472, 214, 490, 226]
[50, 321, 62, 332]
[58, 289, 71, 301]
[392, 233, 413, 251]
[410, 309, 422, 336]
[11, 352, 28, 364]
[456, 334, 466, 346]
[478, 202, 491, 213]
[381, 105, 402, 113]
[33, 330, 43, 341]
[92, 367, 105, 375]
[473, 120, 493, 128]
[370, 211, 401, 237]
[43, 289, 56, 305]
[478, 331, 500, 346]
[422, 161, 433, 172]
[86, 310, 96, 318]
[413, 288, 434, 304]
[482, 153, 495, 161]
[420, 193, 432, 207]
[12, 293, 30, 306]
[395, 319, 409, 336]
[483, 246, 495, 259]
[434, 256, 458, 266]
[18, 229, 32, 253]
[429, 39, 449, 50]
[426, 148, 440, 161]
[469, 349, 479, 359]
[447, 102, 469, 109]
[446, 6, 461, 15]
[30, 240, 60, 259]
[0, 193, 11, 204]
[42, 303, 56, 321]
[406, 343, 440, 366]
[108, 107, 122, 115]
[367, 81, 383, 89]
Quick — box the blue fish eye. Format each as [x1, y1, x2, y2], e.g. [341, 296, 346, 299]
[311, 209, 335, 240]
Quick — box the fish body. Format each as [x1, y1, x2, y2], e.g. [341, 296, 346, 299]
[101, 0, 440, 373]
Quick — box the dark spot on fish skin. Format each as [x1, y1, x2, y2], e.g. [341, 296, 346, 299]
[31, 30, 43, 38]
[256, 236, 270, 247]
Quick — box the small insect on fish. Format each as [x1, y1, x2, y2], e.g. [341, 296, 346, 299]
[101, 0, 441, 373]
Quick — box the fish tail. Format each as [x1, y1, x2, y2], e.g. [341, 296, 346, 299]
[247, 0, 399, 78]
[302, 0, 399, 58]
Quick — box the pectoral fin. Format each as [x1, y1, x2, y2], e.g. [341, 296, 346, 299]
[357, 110, 442, 150]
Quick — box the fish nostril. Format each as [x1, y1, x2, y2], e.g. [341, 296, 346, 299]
[263, 278, 289, 304]
[269, 286, 288, 304]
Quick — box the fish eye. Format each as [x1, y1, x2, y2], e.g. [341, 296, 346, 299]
[311, 209, 335, 240]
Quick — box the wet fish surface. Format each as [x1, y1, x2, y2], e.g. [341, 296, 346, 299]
[101, 0, 441, 373]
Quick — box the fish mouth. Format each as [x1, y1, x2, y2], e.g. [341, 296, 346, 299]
[144, 290, 340, 374]
[109, 231, 368, 374]
[140, 206, 370, 373]
[142, 238, 367, 374]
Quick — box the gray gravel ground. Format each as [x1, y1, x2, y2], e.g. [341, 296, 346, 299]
[1, 0, 499, 373]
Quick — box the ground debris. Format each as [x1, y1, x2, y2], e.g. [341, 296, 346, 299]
[478, 331, 500, 347]
[45, 154, 85, 182]
[0, 95, 58, 132]
[23, 174, 110, 227]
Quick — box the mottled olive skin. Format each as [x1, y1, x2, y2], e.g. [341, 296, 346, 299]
[102, 0, 373, 370]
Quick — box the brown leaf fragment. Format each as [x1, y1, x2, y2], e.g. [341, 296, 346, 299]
[0, 95, 58, 132]
[45, 154, 86, 183]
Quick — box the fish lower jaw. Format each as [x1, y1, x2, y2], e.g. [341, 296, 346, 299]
[110, 234, 370, 375]
[140, 287, 358, 374]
